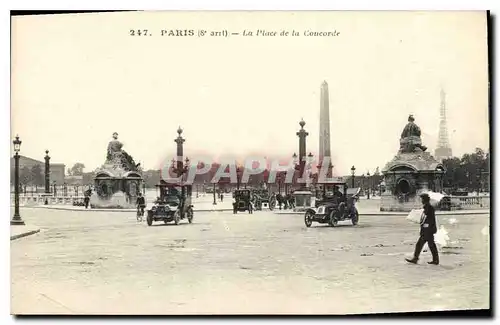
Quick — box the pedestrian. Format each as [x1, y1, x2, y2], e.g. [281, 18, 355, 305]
[136, 192, 146, 218]
[220, 193, 224, 202]
[84, 189, 90, 209]
[405, 193, 439, 265]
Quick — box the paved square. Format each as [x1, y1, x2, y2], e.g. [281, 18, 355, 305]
[11, 207, 489, 314]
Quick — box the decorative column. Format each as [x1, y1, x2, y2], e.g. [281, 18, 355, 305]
[174, 127, 185, 178]
[44, 150, 50, 193]
[295, 119, 309, 179]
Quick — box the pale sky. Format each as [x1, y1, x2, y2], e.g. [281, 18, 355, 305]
[11, 11, 489, 175]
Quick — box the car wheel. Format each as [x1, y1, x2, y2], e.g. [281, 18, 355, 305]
[146, 214, 153, 226]
[304, 211, 313, 227]
[329, 212, 338, 227]
[174, 211, 180, 225]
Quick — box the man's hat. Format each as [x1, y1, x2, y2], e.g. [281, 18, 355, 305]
[419, 193, 430, 200]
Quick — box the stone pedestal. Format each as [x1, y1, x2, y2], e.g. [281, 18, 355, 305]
[380, 151, 445, 212]
[92, 165, 143, 209]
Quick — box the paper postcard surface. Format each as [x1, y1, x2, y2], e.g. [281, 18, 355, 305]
[10, 11, 490, 315]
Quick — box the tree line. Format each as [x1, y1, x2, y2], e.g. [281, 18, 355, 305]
[441, 147, 489, 192]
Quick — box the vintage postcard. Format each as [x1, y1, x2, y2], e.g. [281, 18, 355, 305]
[10, 11, 490, 315]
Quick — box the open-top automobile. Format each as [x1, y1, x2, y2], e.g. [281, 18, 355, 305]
[146, 180, 194, 226]
[304, 178, 360, 227]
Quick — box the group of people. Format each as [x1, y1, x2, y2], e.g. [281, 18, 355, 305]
[275, 193, 295, 210]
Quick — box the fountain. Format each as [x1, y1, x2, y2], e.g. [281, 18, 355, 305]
[90, 132, 143, 208]
[380, 115, 445, 212]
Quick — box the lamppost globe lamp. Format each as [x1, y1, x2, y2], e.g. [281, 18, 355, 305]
[351, 165, 356, 175]
[11, 135, 25, 225]
[13, 135, 21, 152]
[350, 165, 356, 188]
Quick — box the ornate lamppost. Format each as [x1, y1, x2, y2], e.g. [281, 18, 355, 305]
[212, 181, 217, 205]
[367, 171, 371, 199]
[44, 150, 50, 194]
[350, 165, 356, 188]
[172, 156, 190, 179]
[11, 135, 25, 225]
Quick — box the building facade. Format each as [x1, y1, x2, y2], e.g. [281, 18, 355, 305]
[10, 155, 66, 185]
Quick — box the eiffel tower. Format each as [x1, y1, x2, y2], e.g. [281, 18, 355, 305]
[434, 88, 453, 161]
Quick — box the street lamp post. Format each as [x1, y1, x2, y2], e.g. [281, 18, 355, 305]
[11, 135, 25, 225]
[44, 150, 50, 194]
[350, 165, 356, 188]
[367, 171, 371, 199]
[213, 182, 217, 205]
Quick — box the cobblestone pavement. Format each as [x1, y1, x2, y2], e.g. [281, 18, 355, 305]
[11, 208, 490, 314]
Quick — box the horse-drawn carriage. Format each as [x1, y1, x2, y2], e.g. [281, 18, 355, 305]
[146, 180, 194, 226]
[304, 179, 360, 228]
[251, 189, 276, 211]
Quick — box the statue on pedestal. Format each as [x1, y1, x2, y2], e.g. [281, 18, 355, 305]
[399, 115, 427, 153]
[105, 132, 140, 172]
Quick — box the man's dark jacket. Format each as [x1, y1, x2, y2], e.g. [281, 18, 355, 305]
[420, 203, 437, 237]
[136, 196, 146, 206]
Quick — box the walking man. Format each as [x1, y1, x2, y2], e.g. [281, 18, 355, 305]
[83, 188, 91, 209]
[405, 193, 439, 265]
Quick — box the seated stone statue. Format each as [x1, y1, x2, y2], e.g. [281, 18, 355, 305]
[399, 115, 427, 153]
[105, 132, 140, 171]
[106, 132, 124, 163]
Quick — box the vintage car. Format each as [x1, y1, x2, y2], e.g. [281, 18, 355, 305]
[146, 181, 194, 226]
[304, 180, 360, 227]
[233, 189, 253, 214]
[292, 190, 315, 212]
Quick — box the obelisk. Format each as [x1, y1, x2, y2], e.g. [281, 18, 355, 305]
[319, 81, 332, 170]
